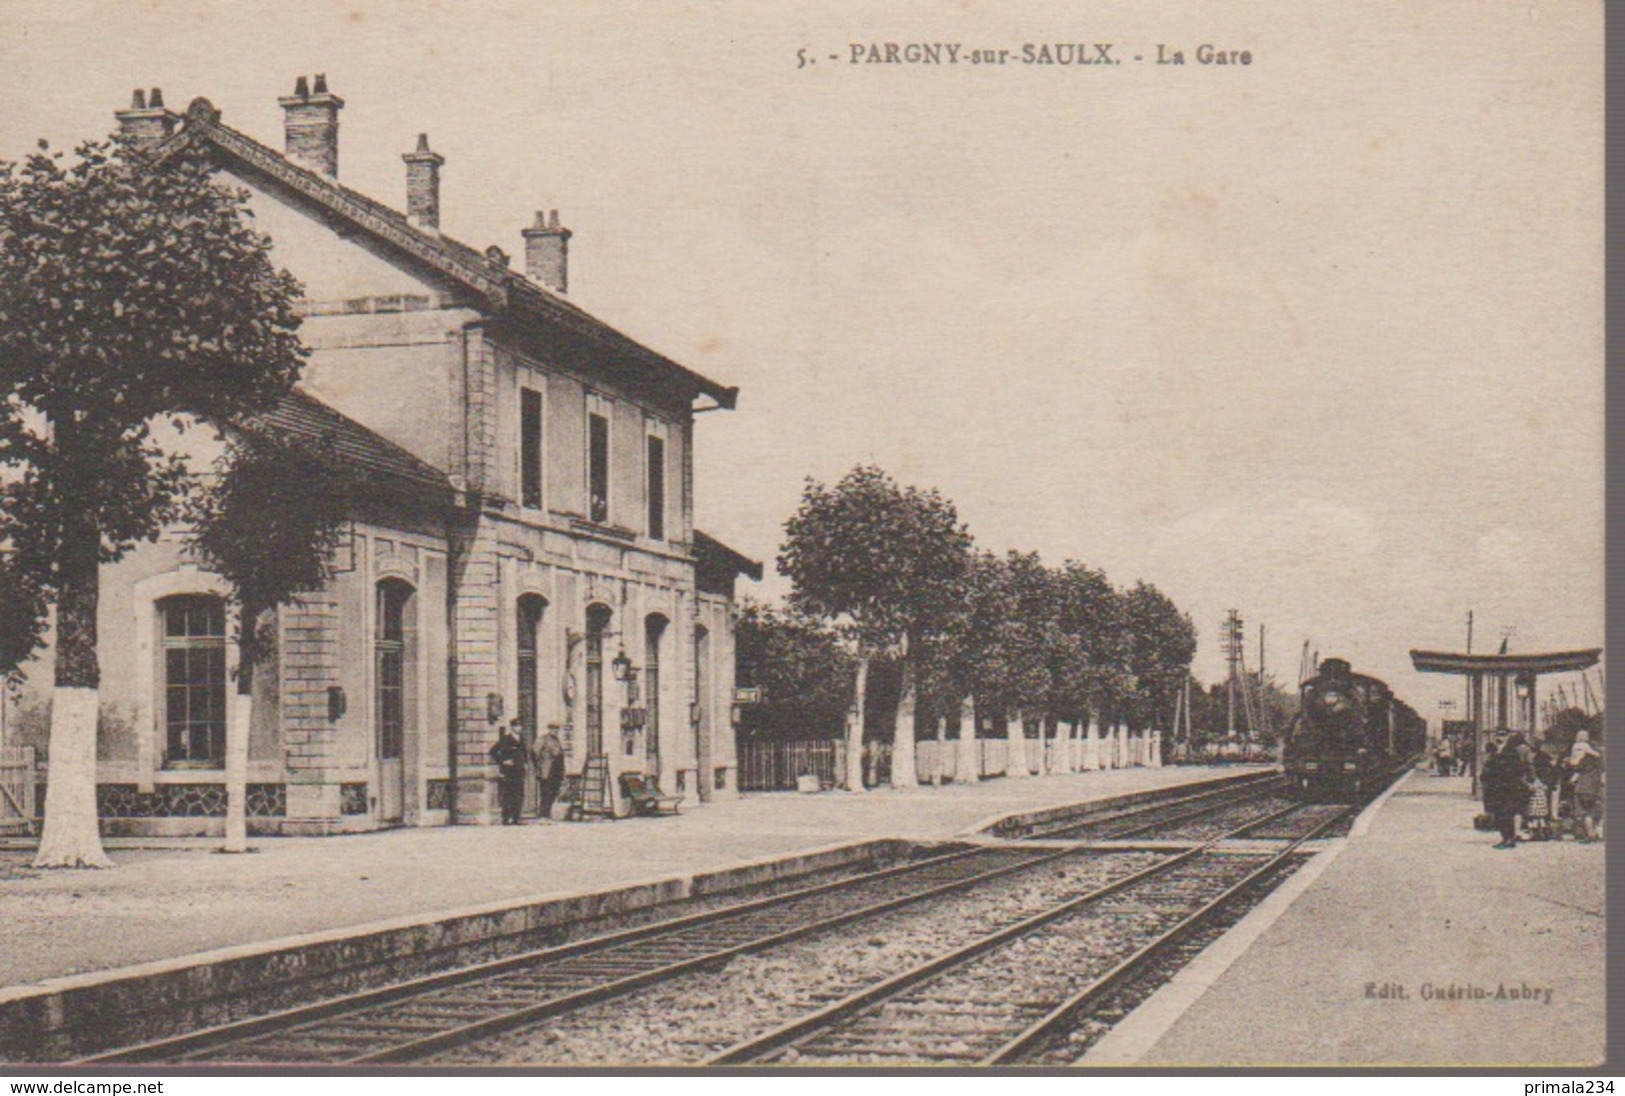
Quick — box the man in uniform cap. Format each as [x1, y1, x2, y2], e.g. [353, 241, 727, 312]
[489, 721, 528, 825]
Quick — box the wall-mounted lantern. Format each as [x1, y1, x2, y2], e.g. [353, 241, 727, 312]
[487, 692, 505, 723]
[327, 685, 347, 722]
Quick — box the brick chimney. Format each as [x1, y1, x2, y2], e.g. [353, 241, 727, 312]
[522, 210, 571, 294]
[401, 133, 444, 231]
[113, 88, 175, 152]
[277, 74, 344, 177]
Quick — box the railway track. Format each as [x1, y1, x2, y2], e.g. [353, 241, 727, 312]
[1026, 773, 1292, 841]
[708, 805, 1347, 1066]
[85, 842, 1091, 1065]
[84, 777, 1354, 1067]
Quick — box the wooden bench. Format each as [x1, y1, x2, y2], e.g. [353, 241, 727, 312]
[620, 773, 683, 816]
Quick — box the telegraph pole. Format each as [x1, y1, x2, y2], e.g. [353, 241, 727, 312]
[1223, 610, 1242, 738]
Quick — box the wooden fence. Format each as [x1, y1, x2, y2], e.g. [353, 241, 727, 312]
[0, 746, 37, 834]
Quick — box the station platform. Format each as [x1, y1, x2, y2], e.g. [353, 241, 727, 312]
[1096, 770, 1605, 1068]
[0, 765, 1239, 990]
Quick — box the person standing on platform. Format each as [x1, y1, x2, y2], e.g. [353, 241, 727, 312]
[1435, 736, 1455, 777]
[1566, 730, 1604, 842]
[1528, 743, 1561, 840]
[534, 724, 567, 822]
[490, 723, 528, 825]
[1481, 736, 1531, 850]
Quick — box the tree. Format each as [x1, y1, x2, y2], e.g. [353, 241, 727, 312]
[997, 552, 1061, 775]
[1118, 581, 1197, 734]
[778, 465, 972, 790]
[733, 597, 854, 741]
[1050, 560, 1121, 770]
[0, 135, 306, 867]
[185, 430, 352, 851]
[922, 551, 1053, 778]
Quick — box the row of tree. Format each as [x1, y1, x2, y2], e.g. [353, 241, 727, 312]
[762, 465, 1199, 791]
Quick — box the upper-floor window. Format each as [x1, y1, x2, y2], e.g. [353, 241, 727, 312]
[588, 406, 610, 524]
[647, 433, 666, 541]
[159, 594, 227, 767]
[520, 386, 543, 510]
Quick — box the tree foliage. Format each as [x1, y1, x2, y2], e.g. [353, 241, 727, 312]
[734, 597, 854, 740]
[1117, 581, 1197, 730]
[779, 465, 972, 655]
[0, 132, 307, 866]
[0, 134, 306, 683]
[185, 430, 354, 677]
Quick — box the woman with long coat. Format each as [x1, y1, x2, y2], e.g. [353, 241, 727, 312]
[1567, 730, 1604, 842]
[1481, 739, 1531, 849]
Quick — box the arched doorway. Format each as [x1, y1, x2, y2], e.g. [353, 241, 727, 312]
[375, 578, 416, 824]
[517, 594, 547, 816]
[584, 604, 613, 757]
[694, 623, 711, 803]
[644, 615, 668, 780]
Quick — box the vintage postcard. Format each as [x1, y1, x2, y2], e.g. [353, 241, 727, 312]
[0, 0, 1605, 1076]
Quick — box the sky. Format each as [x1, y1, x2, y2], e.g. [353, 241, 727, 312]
[0, 0, 1604, 723]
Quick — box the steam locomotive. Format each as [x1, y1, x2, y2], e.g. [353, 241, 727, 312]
[1282, 657, 1427, 800]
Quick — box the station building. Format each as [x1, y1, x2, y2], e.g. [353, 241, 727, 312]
[8, 78, 758, 835]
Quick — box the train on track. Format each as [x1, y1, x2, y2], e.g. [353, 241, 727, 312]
[1282, 657, 1426, 800]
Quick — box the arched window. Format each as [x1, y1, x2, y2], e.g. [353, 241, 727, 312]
[159, 594, 228, 767]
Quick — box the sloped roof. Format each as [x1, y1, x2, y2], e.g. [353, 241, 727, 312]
[694, 530, 763, 582]
[244, 389, 455, 502]
[153, 97, 738, 410]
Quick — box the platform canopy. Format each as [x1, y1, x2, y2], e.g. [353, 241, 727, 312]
[1409, 649, 1602, 676]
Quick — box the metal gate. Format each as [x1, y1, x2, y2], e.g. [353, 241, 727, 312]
[0, 746, 37, 834]
[738, 739, 846, 791]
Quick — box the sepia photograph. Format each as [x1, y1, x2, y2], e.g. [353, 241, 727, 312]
[0, 0, 1606, 1075]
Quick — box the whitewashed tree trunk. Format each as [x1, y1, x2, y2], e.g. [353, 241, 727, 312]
[1006, 712, 1029, 778]
[33, 688, 112, 869]
[931, 717, 946, 785]
[845, 653, 869, 792]
[1150, 730, 1163, 768]
[890, 642, 918, 789]
[1061, 720, 1079, 773]
[1034, 717, 1050, 776]
[223, 690, 252, 853]
[1084, 717, 1101, 771]
[956, 696, 979, 784]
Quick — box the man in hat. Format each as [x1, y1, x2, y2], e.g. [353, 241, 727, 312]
[489, 721, 528, 825]
[534, 723, 567, 822]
